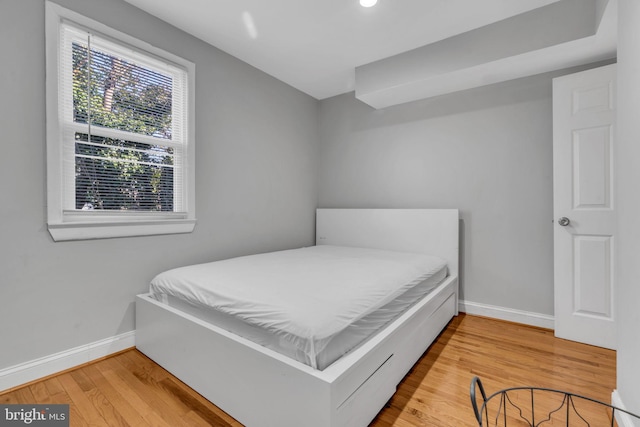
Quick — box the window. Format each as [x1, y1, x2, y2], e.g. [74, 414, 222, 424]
[45, 2, 196, 241]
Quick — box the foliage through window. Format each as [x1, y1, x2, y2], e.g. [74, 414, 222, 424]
[65, 26, 185, 212]
[74, 133, 175, 211]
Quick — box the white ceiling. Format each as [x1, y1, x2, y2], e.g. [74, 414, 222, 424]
[123, 0, 566, 100]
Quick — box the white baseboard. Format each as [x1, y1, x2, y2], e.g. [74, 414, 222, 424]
[0, 331, 135, 392]
[612, 389, 640, 427]
[459, 300, 555, 330]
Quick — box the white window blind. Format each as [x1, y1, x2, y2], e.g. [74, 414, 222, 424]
[59, 22, 188, 213]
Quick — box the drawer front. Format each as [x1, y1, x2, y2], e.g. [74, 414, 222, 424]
[336, 354, 395, 426]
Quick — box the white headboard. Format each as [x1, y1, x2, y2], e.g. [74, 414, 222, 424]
[316, 209, 459, 276]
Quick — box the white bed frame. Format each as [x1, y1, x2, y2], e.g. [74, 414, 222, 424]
[136, 208, 459, 427]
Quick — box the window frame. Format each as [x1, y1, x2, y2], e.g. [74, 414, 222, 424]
[45, 2, 196, 241]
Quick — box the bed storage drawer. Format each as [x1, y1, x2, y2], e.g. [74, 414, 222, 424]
[391, 290, 456, 384]
[336, 354, 395, 426]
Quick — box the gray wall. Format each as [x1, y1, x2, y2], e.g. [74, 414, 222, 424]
[0, 0, 319, 370]
[616, 0, 640, 417]
[318, 75, 559, 315]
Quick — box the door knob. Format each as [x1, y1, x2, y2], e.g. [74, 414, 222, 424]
[558, 217, 571, 226]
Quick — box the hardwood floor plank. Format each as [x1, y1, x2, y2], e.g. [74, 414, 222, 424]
[69, 369, 96, 393]
[67, 368, 130, 427]
[57, 372, 110, 427]
[158, 377, 240, 426]
[83, 364, 147, 427]
[42, 376, 66, 397]
[38, 376, 88, 427]
[98, 357, 192, 426]
[86, 387, 130, 427]
[92, 362, 172, 427]
[0, 314, 616, 426]
[108, 356, 195, 418]
[120, 351, 170, 382]
[121, 350, 243, 426]
[180, 409, 218, 427]
[13, 386, 36, 404]
[0, 393, 19, 404]
[29, 381, 50, 402]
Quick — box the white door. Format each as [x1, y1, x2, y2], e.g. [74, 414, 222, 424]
[552, 64, 617, 350]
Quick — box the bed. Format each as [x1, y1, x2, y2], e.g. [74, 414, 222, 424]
[135, 208, 459, 427]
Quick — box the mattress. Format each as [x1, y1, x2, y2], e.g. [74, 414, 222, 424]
[149, 245, 448, 370]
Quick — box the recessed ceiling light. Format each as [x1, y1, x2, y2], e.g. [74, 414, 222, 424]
[360, 0, 378, 7]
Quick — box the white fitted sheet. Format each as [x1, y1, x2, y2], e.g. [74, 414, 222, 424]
[149, 245, 448, 370]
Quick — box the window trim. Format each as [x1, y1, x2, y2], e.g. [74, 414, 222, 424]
[45, 2, 196, 241]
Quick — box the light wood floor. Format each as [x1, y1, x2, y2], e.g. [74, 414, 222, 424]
[0, 314, 616, 426]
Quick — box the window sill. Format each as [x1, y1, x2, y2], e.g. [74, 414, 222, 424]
[47, 218, 196, 241]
